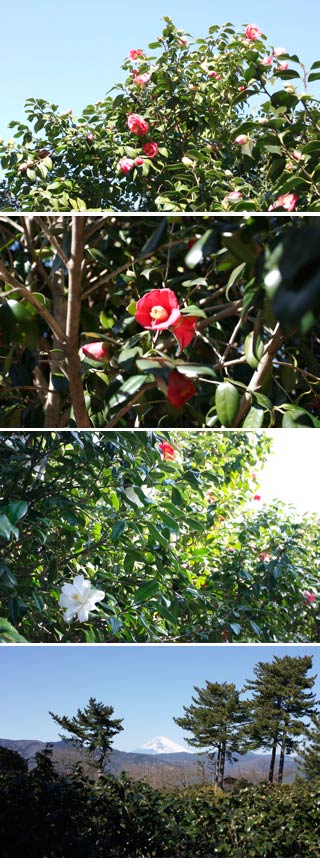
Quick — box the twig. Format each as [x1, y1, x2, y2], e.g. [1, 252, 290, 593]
[0, 260, 66, 342]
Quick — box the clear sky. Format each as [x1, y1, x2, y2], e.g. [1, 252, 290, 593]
[1, 0, 319, 141]
[258, 431, 320, 517]
[0, 644, 319, 749]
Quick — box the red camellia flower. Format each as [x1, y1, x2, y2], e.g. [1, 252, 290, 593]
[81, 342, 110, 361]
[304, 591, 317, 604]
[118, 157, 135, 174]
[167, 371, 196, 408]
[135, 288, 181, 330]
[253, 494, 261, 501]
[128, 48, 144, 60]
[133, 72, 151, 85]
[245, 24, 262, 40]
[127, 113, 149, 135]
[159, 441, 176, 460]
[171, 316, 199, 350]
[143, 142, 159, 158]
[134, 156, 144, 166]
[268, 193, 298, 212]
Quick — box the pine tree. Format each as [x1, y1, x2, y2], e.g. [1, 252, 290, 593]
[49, 697, 124, 774]
[298, 711, 320, 780]
[243, 655, 316, 783]
[174, 681, 245, 789]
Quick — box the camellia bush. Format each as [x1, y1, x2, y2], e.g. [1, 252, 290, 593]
[1, 762, 320, 857]
[0, 215, 320, 428]
[1, 19, 320, 212]
[0, 430, 320, 644]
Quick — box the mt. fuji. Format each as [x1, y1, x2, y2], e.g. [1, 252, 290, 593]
[134, 736, 192, 754]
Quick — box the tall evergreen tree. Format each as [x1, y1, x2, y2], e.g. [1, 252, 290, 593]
[298, 711, 320, 780]
[50, 697, 124, 774]
[174, 681, 245, 789]
[243, 655, 316, 783]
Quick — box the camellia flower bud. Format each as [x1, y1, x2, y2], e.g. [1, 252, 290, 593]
[81, 341, 110, 361]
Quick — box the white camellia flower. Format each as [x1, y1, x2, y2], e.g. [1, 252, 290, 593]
[59, 574, 105, 623]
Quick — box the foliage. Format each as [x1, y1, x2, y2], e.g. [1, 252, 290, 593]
[243, 655, 317, 782]
[1, 19, 320, 212]
[0, 762, 320, 857]
[49, 698, 124, 773]
[1, 215, 320, 428]
[174, 682, 245, 787]
[0, 430, 320, 643]
[298, 712, 320, 780]
[0, 746, 28, 775]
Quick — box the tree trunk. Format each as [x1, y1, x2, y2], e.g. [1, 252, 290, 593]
[278, 727, 287, 784]
[219, 740, 226, 789]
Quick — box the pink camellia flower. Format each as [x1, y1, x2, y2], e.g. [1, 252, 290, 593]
[208, 71, 222, 80]
[86, 133, 94, 142]
[278, 62, 289, 70]
[178, 35, 188, 46]
[261, 56, 273, 66]
[245, 24, 262, 40]
[117, 157, 135, 174]
[253, 494, 261, 501]
[223, 191, 244, 202]
[234, 134, 249, 145]
[171, 316, 199, 350]
[134, 156, 144, 166]
[128, 48, 144, 61]
[127, 114, 149, 135]
[81, 341, 110, 361]
[268, 193, 298, 212]
[304, 591, 317, 604]
[273, 47, 286, 56]
[292, 150, 303, 161]
[133, 72, 151, 85]
[167, 371, 196, 408]
[238, 85, 246, 92]
[135, 288, 181, 330]
[143, 142, 159, 158]
[159, 441, 176, 460]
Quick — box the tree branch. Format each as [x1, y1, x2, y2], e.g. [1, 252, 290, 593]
[0, 260, 66, 342]
[233, 323, 284, 426]
[66, 217, 92, 427]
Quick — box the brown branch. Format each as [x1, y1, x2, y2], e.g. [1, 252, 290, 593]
[233, 323, 284, 426]
[66, 217, 92, 428]
[36, 217, 70, 267]
[0, 260, 66, 343]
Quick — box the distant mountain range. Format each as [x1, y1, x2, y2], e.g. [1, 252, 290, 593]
[0, 736, 300, 784]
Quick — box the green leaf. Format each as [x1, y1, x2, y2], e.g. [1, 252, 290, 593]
[215, 382, 240, 427]
[108, 375, 150, 408]
[111, 519, 126, 542]
[0, 618, 29, 644]
[6, 501, 29, 524]
[242, 407, 265, 428]
[139, 218, 167, 255]
[0, 514, 19, 541]
[134, 580, 160, 603]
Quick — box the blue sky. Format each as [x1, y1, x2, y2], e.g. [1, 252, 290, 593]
[0, 645, 319, 750]
[1, 0, 319, 141]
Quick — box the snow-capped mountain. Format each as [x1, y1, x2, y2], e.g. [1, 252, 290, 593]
[134, 736, 192, 754]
